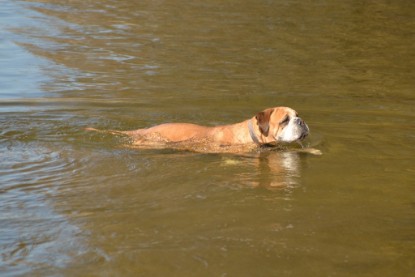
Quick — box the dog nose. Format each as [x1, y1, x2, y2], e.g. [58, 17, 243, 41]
[294, 117, 305, 127]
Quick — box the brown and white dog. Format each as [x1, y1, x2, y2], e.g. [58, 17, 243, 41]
[87, 106, 309, 152]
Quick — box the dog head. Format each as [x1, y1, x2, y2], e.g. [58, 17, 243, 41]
[255, 107, 309, 144]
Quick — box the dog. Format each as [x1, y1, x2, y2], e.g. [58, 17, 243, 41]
[86, 106, 310, 152]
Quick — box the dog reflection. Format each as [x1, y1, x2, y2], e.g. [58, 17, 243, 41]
[240, 150, 302, 189]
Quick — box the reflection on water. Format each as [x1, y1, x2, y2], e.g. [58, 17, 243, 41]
[1, 0, 415, 276]
[233, 151, 303, 189]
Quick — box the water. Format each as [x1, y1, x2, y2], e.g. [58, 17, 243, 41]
[1, 0, 414, 276]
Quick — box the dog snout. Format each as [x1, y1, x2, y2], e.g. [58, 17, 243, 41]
[295, 117, 310, 135]
[294, 117, 305, 127]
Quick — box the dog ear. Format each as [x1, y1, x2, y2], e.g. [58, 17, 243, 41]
[255, 108, 274, 136]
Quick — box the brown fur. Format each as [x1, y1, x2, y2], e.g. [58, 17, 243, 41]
[86, 107, 303, 152]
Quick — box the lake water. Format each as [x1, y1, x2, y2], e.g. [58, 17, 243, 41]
[1, 0, 414, 276]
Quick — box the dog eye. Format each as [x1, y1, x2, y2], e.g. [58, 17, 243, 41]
[280, 116, 290, 124]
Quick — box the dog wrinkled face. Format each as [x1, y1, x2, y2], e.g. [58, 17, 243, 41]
[256, 107, 309, 143]
[276, 112, 309, 143]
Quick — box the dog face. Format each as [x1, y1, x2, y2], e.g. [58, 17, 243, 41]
[255, 107, 309, 143]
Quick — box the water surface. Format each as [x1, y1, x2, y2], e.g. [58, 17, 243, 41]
[1, 0, 414, 276]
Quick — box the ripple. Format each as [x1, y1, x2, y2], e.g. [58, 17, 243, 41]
[0, 142, 85, 274]
[2, 147, 69, 192]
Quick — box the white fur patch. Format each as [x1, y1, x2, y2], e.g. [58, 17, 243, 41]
[277, 117, 309, 143]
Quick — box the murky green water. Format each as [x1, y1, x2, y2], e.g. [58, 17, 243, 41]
[1, 0, 414, 276]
